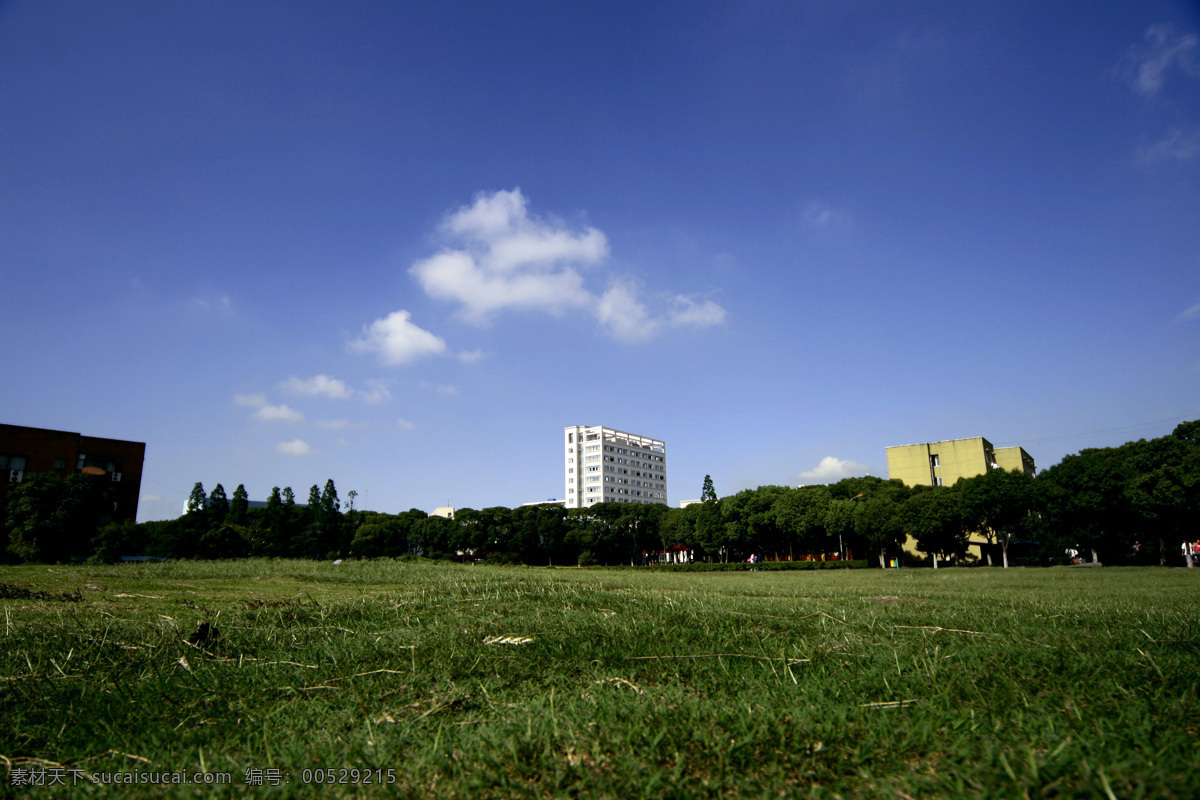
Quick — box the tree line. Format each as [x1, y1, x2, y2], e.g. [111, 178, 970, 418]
[3, 421, 1197, 566]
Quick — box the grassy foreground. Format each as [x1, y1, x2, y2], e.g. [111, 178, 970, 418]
[0, 561, 1197, 799]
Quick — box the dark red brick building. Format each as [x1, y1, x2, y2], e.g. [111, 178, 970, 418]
[0, 424, 146, 523]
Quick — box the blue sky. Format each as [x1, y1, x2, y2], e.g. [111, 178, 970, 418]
[2, 1, 1198, 521]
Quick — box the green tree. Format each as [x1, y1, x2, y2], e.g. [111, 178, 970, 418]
[854, 495, 905, 568]
[409, 514, 452, 557]
[229, 484, 249, 525]
[1038, 449, 1132, 565]
[5, 473, 103, 562]
[91, 520, 142, 563]
[185, 482, 207, 515]
[659, 505, 698, 559]
[824, 499, 857, 560]
[317, 479, 345, 557]
[958, 468, 1036, 568]
[261, 486, 285, 555]
[349, 522, 393, 558]
[772, 486, 831, 559]
[701, 475, 717, 503]
[320, 480, 339, 518]
[208, 484, 230, 526]
[199, 522, 251, 559]
[901, 486, 966, 568]
[1123, 423, 1200, 567]
[694, 500, 726, 561]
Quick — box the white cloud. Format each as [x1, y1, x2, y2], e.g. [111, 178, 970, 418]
[798, 456, 872, 483]
[409, 190, 604, 322]
[457, 349, 486, 363]
[254, 404, 303, 422]
[190, 293, 234, 315]
[596, 280, 660, 343]
[1138, 127, 1200, 163]
[277, 439, 312, 456]
[1118, 25, 1199, 97]
[412, 249, 593, 323]
[1180, 302, 1200, 321]
[233, 393, 268, 408]
[668, 295, 727, 328]
[348, 309, 448, 365]
[279, 375, 354, 399]
[360, 378, 392, 404]
[397, 418, 415, 431]
[802, 200, 849, 228]
[420, 381, 458, 396]
[399, 188, 727, 345]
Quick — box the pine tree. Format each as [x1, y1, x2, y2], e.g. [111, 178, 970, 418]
[320, 479, 339, 518]
[278, 487, 296, 557]
[186, 483, 207, 515]
[208, 484, 229, 525]
[263, 486, 286, 556]
[230, 484, 249, 524]
[701, 475, 717, 503]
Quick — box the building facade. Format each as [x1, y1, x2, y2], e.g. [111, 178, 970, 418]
[886, 436, 1036, 562]
[563, 425, 667, 508]
[886, 437, 1035, 488]
[0, 423, 146, 524]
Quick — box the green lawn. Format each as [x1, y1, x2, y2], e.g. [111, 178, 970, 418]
[1, 560, 1197, 798]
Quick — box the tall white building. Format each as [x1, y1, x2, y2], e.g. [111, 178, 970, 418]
[563, 425, 667, 508]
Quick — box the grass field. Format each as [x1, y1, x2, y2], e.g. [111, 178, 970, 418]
[1, 560, 1197, 799]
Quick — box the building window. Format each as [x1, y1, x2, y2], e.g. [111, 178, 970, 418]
[78, 454, 123, 475]
[930, 454, 940, 468]
[1, 454, 27, 483]
[934, 476, 943, 486]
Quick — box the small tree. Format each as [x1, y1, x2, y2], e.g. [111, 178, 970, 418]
[701, 475, 717, 503]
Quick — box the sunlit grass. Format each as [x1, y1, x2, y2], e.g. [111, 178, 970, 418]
[1, 561, 1197, 798]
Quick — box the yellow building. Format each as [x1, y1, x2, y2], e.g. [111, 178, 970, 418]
[886, 437, 1035, 562]
[886, 437, 1034, 488]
